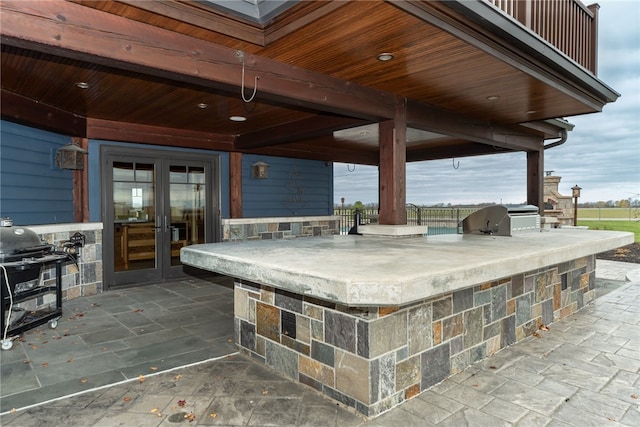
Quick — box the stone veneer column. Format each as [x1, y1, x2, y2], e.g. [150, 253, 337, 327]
[233, 255, 596, 417]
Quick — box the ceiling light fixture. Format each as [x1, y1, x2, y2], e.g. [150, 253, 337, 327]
[486, 95, 499, 100]
[75, 82, 89, 89]
[377, 53, 394, 62]
[229, 116, 247, 122]
[197, 103, 208, 109]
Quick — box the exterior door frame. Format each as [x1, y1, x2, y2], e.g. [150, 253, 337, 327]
[101, 145, 220, 289]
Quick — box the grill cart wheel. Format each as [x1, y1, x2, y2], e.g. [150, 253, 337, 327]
[49, 319, 58, 329]
[1, 339, 12, 351]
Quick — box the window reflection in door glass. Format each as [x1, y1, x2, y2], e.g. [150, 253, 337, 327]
[169, 165, 206, 266]
[113, 162, 156, 272]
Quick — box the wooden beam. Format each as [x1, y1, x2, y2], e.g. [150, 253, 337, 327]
[229, 152, 243, 219]
[234, 115, 369, 149]
[1, 90, 86, 137]
[0, 0, 397, 121]
[406, 141, 515, 162]
[406, 100, 542, 151]
[86, 118, 234, 150]
[378, 98, 407, 225]
[527, 148, 544, 213]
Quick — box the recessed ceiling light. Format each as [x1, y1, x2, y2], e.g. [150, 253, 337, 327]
[197, 103, 208, 109]
[75, 82, 89, 89]
[486, 95, 499, 100]
[229, 116, 247, 122]
[526, 110, 537, 114]
[377, 53, 394, 61]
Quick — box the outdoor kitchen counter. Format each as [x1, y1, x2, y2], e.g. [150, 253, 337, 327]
[181, 229, 633, 307]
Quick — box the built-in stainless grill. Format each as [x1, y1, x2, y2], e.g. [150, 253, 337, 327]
[1, 218, 68, 350]
[460, 205, 540, 236]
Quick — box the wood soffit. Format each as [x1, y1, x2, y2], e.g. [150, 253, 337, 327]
[0, 0, 613, 165]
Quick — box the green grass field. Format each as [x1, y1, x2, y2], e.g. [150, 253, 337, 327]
[577, 220, 640, 242]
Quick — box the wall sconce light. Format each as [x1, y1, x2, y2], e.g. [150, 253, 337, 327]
[252, 161, 270, 179]
[55, 142, 87, 170]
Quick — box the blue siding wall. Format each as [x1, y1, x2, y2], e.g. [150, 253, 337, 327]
[0, 120, 74, 225]
[242, 154, 333, 217]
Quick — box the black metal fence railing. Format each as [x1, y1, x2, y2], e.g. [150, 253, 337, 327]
[333, 206, 479, 235]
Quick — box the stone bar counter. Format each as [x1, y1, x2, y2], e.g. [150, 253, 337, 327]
[181, 229, 632, 417]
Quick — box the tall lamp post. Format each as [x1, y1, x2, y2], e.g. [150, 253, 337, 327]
[571, 185, 581, 226]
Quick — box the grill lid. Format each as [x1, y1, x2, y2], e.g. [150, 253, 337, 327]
[0, 218, 50, 262]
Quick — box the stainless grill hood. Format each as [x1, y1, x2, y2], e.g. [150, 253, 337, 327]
[460, 205, 540, 236]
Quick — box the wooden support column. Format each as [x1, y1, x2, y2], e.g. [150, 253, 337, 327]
[526, 148, 544, 214]
[71, 137, 89, 222]
[378, 98, 407, 225]
[229, 152, 243, 219]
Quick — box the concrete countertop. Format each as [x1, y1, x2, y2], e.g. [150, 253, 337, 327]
[181, 229, 633, 306]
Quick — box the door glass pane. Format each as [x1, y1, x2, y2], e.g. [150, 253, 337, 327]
[169, 165, 206, 266]
[113, 162, 157, 272]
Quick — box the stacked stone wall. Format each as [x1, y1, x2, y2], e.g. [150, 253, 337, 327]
[234, 255, 595, 416]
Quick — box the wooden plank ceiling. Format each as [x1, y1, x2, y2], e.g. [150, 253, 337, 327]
[0, 0, 612, 165]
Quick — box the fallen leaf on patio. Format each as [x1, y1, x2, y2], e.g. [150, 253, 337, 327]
[102, 347, 108, 351]
[151, 408, 159, 413]
[533, 332, 541, 338]
[10, 408, 16, 414]
[139, 374, 146, 383]
[174, 374, 183, 380]
[209, 413, 217, 418]
[227, 339, 233, 343]
[124, 396, 132, 402]
[91, 303, 100, 307]
[185, 412, 196, 422]
[23, 360, 30, 364]
[42, 362, 48, 367]
[42, 340, 48, 344]
[150, 366, 158, 371]
[67, 358, 74, 363]
[489, 365, 497, 370]
[134, 308, 144, 312]
[607, 417, 616, 421]
[31, 345, 38, 350]
[262, 389, 269, 395]
[539, 324, 550, 331]
[631, 394, 638, 399]
[472, 384, 478, 388]
[178, 399, 187, 407]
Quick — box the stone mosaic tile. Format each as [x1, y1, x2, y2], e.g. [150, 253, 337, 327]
[420, 343, 450, 390]
[324, 310, 356, 353]
[395, 355, 420, 391]
[407, 304, 432, 355]
[491, 285, 507, 320]
[265, 340, 298, 380]
[369, 312, 407, 358]
[452, 288, 473, 314]
[311, 340, 334, 367]
[256, 302, 280, 342]
[432, 297, 452, 320]
[335, 349, 370, 403]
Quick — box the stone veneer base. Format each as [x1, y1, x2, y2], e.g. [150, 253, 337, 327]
[234, 255, 596, 417]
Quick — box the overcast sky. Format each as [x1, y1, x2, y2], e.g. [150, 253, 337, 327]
[334, 0, 639, 205]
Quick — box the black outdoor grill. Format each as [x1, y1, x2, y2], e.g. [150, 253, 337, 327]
[0, 218, 69, 350]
